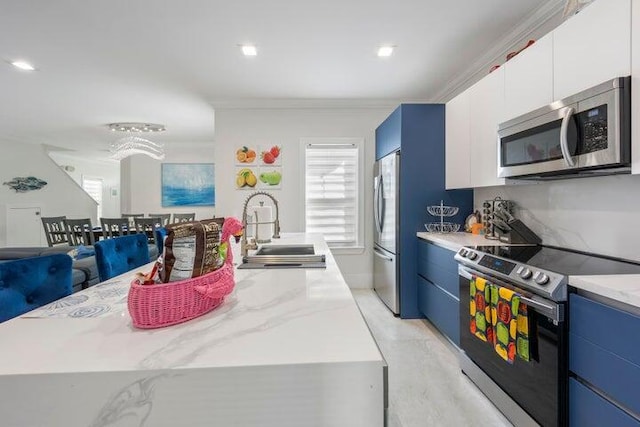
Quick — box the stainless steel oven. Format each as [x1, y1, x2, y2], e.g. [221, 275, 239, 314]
[498, 76, 630, 179]
[458, 265, 567, 427]
[456, 244, 640, 426]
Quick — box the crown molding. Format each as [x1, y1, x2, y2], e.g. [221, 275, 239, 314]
[209, 98, 413, 110]
[431, 0, 565, 103]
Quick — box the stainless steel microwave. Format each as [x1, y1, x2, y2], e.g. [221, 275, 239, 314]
[498, 76, 631, 179]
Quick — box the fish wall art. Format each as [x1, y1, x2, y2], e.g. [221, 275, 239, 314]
[3, 176, 48, 192]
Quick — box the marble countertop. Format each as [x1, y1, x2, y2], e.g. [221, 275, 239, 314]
[569, 274, 640, 309]
[416, 232, 513, 252]
[0, 233, 384, 376]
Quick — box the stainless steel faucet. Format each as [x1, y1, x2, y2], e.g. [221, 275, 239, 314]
[241, 191, 281, 257]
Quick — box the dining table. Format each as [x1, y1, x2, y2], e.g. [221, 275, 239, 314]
[0, 233, 386, 427]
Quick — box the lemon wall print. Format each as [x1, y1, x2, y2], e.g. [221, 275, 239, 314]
[235, 167, 258, 190]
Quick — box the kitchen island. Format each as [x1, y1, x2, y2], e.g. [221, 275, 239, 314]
[0, 233, 386, 427]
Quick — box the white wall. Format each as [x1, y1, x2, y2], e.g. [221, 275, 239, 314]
[120, 144, 217, 220]
[475, 174, 640, 262]
[48, 152, 121, 218]
[214, 107, 394, 289]
[0, 143, 97, 247]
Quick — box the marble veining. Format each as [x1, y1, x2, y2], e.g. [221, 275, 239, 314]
[475, 175, 640, 263]
[0, 234, 385, 427]
[90, 374, 170, 427]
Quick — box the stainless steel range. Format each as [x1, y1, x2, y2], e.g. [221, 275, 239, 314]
[455, 245, 640, 427]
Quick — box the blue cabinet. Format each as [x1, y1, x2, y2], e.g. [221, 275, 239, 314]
[375, 107, 401, 160]
[569, 293, 640, 424]
[416, 239, 460, 345]
[375, 104, 472, 319]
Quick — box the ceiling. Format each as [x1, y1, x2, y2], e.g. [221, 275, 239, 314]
[0, 0, 560, 154]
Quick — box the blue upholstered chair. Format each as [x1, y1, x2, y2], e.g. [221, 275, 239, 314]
[94, 234, 150, 282]
[0, 254, 73, 323]
[154, 227, 167, 257]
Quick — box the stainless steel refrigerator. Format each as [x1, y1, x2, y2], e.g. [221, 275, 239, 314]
[373, 151, 400, 314]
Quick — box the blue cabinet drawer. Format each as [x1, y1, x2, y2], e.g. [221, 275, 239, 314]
[417, 261, 459, 299]
[417, 240, 459, 297]
[569, 378, 640, 427]
[417, 240, 458, 275]
[417, 276, 459, 346]
[570, 294, 640, 416]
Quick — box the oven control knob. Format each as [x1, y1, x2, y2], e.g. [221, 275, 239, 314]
[534, 273, 550, 285]
[467, 251, 478, 260]
[519, 268, 533, 279]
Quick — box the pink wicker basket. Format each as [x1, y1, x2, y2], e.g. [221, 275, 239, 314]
[128, 217, 243, 329]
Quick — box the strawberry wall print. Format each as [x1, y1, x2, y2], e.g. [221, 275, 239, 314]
[259, 144, 282, 166]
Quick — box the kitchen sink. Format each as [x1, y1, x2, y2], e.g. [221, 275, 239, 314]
[255, 244, 315, 256]
[237, 244, 326, 269]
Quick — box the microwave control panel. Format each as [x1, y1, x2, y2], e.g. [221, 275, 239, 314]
[578, 104, 608, 153]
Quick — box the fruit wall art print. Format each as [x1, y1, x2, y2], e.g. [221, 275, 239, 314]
[235, 144, 282, 190]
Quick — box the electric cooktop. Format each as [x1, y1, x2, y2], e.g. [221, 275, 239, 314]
[473, 245, 640, 277]
[455, 245, 640, 302]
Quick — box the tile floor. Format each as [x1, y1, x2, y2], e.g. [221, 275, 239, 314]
[352, 290, 512, 427]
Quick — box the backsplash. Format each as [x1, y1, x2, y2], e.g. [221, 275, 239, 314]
[474, 174, 640, 262]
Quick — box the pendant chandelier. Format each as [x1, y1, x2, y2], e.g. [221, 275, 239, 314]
[107, 122, 166, 160]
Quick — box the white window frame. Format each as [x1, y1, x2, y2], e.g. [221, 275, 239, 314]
[82, 176, 103, 219]
[300, 137, 365, 255]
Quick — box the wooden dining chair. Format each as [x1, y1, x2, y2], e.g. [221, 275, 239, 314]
[148, 213, 171, 227]
[133, 217, 161, 244]
[121, 213, 144, 229]
[100, 217, 130, 239]
[41, 216, 69, 247]
[172, 213, 196, 223]
[64, 218, 96, 246]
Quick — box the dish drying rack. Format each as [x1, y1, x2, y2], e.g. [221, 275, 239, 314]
[425, 201, 460, 233]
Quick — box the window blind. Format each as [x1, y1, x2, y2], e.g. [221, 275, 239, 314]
[82, 178, 103, 219]
[305, 145, 359, 247]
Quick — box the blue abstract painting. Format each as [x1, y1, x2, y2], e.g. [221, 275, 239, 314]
[161, 163, 215, 207]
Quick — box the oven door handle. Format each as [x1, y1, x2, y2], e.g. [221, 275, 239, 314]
[459, 265, 563, 322]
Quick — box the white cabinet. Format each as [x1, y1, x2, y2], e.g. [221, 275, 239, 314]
[468, 67, 506, 188]
[553, 0, 631, 100]
[445, 90, 471, 189]
[445, 68, 505, 189]
[504, 33, 553, 122]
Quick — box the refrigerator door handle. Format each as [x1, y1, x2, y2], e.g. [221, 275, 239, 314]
[378, 174, 385, 233]
[374, 247, 393, 262]
[374, 176, 382, 234]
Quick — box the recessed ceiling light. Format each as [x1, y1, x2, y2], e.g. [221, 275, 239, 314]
[10, 60, 36, 71]
[377, 46, 394, 57]
[241, 45, 257, 56]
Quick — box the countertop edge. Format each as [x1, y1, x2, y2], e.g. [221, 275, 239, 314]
[416, 232, 509, 252]
[569, 274, 640, 311]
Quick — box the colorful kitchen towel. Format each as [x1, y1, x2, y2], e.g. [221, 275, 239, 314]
[492, 285, 534, 364]
[469, 276, 494, 344]
[516, 302, 533, 362]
